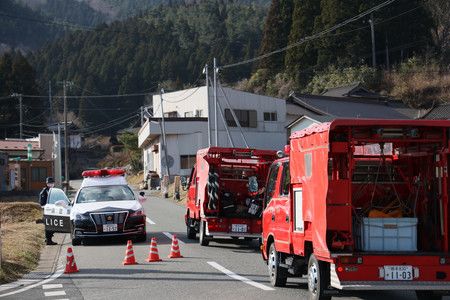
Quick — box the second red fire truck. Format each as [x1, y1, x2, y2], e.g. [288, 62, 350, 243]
[262, 119, 450, 300]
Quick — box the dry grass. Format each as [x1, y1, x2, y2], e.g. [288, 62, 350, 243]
[0, 202, 44, 283]
[158, 183, 188, 205]
[127, 171, 144, 187]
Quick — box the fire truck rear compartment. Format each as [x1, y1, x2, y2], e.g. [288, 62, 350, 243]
[326, 126, 450, 254]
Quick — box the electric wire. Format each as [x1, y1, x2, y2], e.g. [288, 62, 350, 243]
[220, 0, 398, 70]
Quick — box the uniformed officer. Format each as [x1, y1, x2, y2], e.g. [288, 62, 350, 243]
[39, 177, 56, 245]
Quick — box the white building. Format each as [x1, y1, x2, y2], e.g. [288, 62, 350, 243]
[138, 86, 287, 176]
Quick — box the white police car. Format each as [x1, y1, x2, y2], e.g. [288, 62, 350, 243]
[70, 169, 146, 245]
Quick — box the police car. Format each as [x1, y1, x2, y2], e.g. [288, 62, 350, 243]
[70, 169, 146, 245]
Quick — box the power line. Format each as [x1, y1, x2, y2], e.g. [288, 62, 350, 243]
[20, 92, 150, 99]
[220, 0, 398, 70]
[163, 87, 201, 103]
[0, 12, 96, 31]
[78, 114, 139, 135]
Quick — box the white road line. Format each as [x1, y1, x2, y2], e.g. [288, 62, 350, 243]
[42, 284, 63, 290]
[44, 290, 66, 297]
[207, 261, 275, 291]
[162, 232, 185, 244]
[0, 279, 39, 292]
[146, 217, 155, 225]
[0, 268, 64, 298]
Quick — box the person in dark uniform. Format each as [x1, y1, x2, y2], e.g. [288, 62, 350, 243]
[39, 177, 56, 245]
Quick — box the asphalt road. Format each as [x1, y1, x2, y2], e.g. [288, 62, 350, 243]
[0, 181, 431, 300]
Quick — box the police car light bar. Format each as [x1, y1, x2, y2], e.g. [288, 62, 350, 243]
[82, 169, 125, 178]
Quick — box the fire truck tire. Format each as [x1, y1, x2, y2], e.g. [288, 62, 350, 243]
[268, 243, 287, 287]
[186, 218, 197, 239]
[199, 221, 210, 246]
[307, 254, 331, 300]
[415, 291, 442, 300]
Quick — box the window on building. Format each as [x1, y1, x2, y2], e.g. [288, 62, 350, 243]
[184, 111, 194, 117]
[164, 111, 178, 118]
[180, 155, 196, 170]
[195, 110, 203, 117]
[31, 167, 47, 182]
[264, 112, 278, 122]
[224, 109, 257, 128]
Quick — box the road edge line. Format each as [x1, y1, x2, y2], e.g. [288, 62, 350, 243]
[207, 261, 274, 291]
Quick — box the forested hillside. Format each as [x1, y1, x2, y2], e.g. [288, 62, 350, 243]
[29, 1, 268, 128]
[242, 0, 450, 106]
[0, 0, 63, 51]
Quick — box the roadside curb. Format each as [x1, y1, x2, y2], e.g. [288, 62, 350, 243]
[0, 233, 68, 297]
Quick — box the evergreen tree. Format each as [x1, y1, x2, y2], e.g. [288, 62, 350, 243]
[258, 0, 293, 74]
[284, 0, 320, 87]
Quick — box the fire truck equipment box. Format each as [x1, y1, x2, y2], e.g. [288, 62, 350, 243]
[356, 217, 418, 251]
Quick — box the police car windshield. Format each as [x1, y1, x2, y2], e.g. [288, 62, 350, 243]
[76, 185, 135, 203]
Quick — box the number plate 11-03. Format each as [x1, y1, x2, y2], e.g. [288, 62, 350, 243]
[383, 265, 413, 281]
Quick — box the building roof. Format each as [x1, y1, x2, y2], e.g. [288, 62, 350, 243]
[421, 103, 450, 120]
[288, 92, 418, 120]
[321, 82, 382, 99]
[0, 140, 41, 151]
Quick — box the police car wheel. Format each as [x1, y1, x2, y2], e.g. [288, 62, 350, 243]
[70, 222, 82, 246]
[71, 237, 81, 246]
[136, 233, 147, 243]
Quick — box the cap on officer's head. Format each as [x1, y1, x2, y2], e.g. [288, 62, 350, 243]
[46, 177, 55, 184]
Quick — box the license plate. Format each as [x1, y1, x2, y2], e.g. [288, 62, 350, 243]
[103, 224, 118, 232]
[231, 224, 247, 233]
[383, 265, 413, 281]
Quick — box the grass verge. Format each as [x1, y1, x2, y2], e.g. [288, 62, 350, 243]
[0, 202, 44, 284]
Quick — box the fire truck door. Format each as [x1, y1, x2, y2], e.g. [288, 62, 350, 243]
[275, 161, 291, 253]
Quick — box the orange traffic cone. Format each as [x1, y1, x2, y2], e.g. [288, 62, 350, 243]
[64, 247, 79, 274]
[123, 240, 138, 265]
[146, 238, 162, 262]
[168, 235, 183, 258]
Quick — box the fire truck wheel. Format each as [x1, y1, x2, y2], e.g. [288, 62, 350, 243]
[415, 291, 442, 300]
[199, 221, 210, 246]
[307, 254, 331, 300]
[186, 218, 197, 239]
[268, 243, 287, 287]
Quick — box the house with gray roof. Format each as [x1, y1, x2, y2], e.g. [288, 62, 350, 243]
[286, 83, 421, 135]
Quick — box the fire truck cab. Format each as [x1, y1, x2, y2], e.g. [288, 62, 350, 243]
[185, 147, 277, 246]
[262, 119, 450, 300]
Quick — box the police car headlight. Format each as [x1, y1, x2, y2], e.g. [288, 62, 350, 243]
[129, 209, 144, 217]
[75, 214, 89, 221]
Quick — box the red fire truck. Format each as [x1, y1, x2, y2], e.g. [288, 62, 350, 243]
[185, 147, 278, 246]
[261, 119, 450, 300]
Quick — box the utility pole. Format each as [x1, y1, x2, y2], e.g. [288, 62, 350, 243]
[385, 33, 390, 71]
[159, 88, 170, 178]
[140, 106, 144, 126]
[204, 64, 211, 147]
[48, 81, 53, 121]
[369, 14, 376, 68]
[213, 58, 218, 146]
[62, 81, 73, 192]
[11, 93, 23, 139]
[19, 94, 23, 139]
